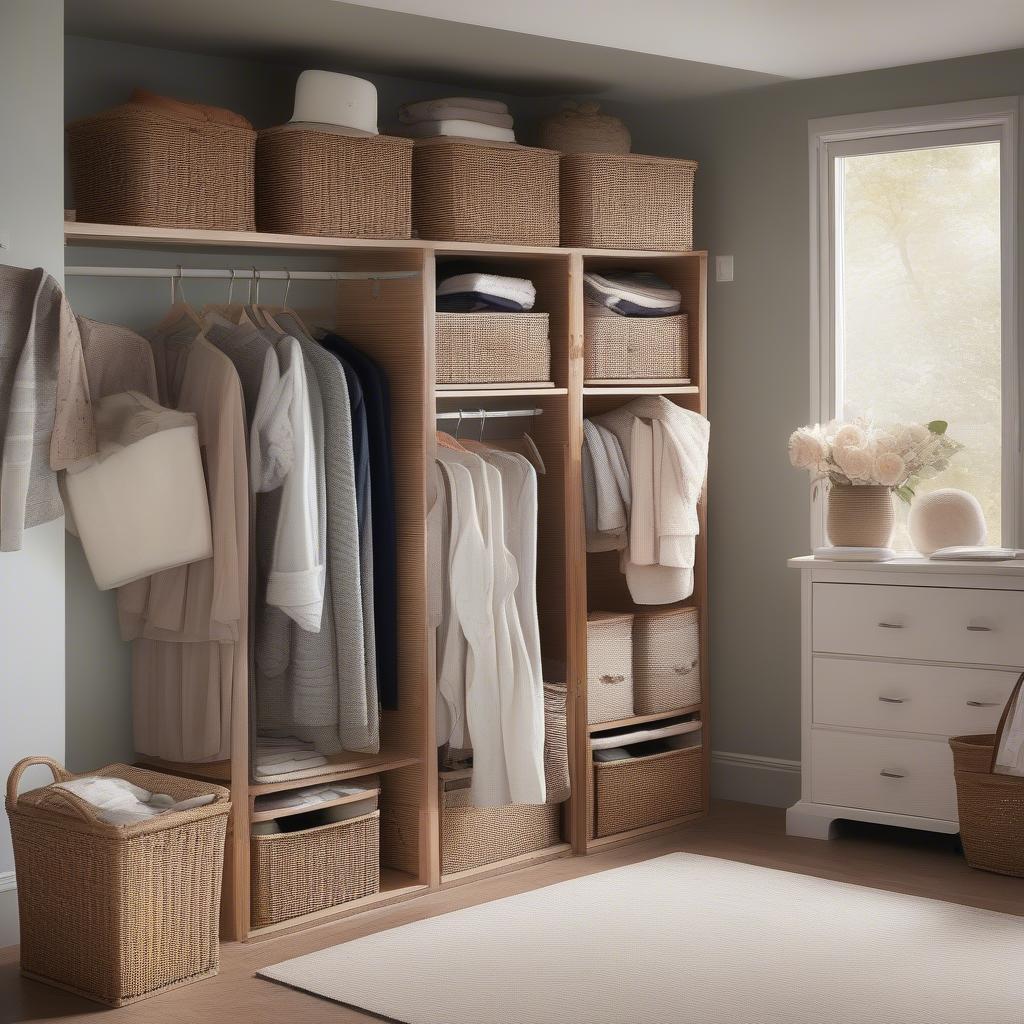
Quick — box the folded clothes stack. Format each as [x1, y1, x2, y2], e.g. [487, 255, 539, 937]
[396, 96, 516, 143]
[253, 737, 328, 779]
[252, 777, 381, 834]
[583, 271, 681, 317]
[437, 263, 536, 312]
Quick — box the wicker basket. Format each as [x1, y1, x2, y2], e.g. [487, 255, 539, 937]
[587, 611, 634, 725]
[544, 683, 571, 805]
[584, 305, 689, 381]
[436, 311, 551, 384]
[256, 126, 412, 238]
[560, 152, 697, 250]
[6, 757, 230, 1007]
[66, 103, 255, 231]
[592, 744, 702, 838]
[250, 810, 380, 927]
[440, 776, 561, 875]
[951, 708, 1024, 877]
[412, 139, 560, 245]
[633, 607, 701, 715]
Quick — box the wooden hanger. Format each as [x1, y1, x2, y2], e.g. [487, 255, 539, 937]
[255, 270, 315, 339]
[151, 266, 203, 335]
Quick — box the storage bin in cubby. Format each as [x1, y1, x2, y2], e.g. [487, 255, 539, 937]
[584, 304, 689, 381]
[633, 606, 701, 714]
[587, 611, 634, 725]
[435, 311, 551, 384]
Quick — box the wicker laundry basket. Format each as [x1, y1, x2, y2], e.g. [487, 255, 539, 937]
[439, 775, 561, 875]
[436, 311, 551, 384]
[6, 757, 230, 1007]
[560, 152, 697, 250]
[587, 611, 635, 725]
[584, 305, 689, 381]
[256, 126, 412, 238]
[633, 606, 701, 715]
[412, 139, 560, 245]
[544, 683, 572, 805]
[250, 810, 380, 927]
[592, 743, 703, 838]
[66, 102, 255, 231]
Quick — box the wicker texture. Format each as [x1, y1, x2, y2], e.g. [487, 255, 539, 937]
[6, 757, 230, 1007]
[560, 153, 696, 250]
[256, 126, 412, 239]
[592, 745, 702, 838]
[66, 103, 255, 231]
[587, 611, 634, 725]
[826, 485, 895, 547]
[544, 684, 571, 805]
[412, 140, 559, 245]
[633, 607, 701, 715]
[250, 810, 380, 927]
[440, 779, 561, 875]
[584, 306, 689, 380]
[436, 312, 550, 384]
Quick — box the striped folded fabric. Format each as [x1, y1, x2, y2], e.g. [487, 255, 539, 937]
[583, 271, 681, 317]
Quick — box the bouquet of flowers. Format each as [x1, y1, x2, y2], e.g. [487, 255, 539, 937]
[788, 417, 963, 503]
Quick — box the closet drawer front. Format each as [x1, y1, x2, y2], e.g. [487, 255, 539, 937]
[812, 583, 1024, 667]
[813, 658, 1017, 736]
[810, 730, 957, 821]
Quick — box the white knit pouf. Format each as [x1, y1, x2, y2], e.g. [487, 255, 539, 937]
[908, 488, 986, 555]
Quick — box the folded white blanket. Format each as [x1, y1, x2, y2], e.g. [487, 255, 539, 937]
[253, 754, 328, 777]
[399, 120, 516, 143]
[56, 777, 215, 826]
[400, 104, 513, 128]
[437, 273, 536, 310]
[590, 719, 701, 751]
[399, 97, 508, 119]
[583, 272, 681, 313]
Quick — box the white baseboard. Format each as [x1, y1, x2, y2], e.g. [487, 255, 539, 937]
[0, 877, 17, 948]
[711, 750, 802, 808]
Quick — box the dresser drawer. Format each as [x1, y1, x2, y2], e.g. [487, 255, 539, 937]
[813, 658, 1017, 736]
[812, 583, 1024, 667]
[810, 730, 957, 821]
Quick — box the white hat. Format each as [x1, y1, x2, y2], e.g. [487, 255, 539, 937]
[290, 70, 378, 135]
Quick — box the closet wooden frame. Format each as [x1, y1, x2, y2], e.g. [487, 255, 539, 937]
[64, 220, 709, 942]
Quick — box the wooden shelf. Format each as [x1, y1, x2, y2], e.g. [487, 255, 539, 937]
[440, 843, 573, 889]
[436, 386, 568, 399]
[134, 756, 231, 782]
[251, 786, 381, 823]
[249, 751, 420, 796]
[587, 705, 702, 734]
[583, 384, 699, 396]
[584, 377, 691, 388]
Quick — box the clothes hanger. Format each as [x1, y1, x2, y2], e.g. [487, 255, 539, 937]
[481, 410, 546, 475]
[151, 265, 204, 334]
[436, 410, 471, 452]
[201, 268, 246, 324]
[257, 270, 315, 340]
[240, 267, 269, 328]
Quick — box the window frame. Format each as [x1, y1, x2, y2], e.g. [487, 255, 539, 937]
[808, 98, 1020, 549]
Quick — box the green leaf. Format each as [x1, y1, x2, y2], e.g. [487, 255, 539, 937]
[927, 420, 948, 435]
[896, 485, 915, 505]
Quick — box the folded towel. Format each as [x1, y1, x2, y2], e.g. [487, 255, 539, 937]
[398, 120, 516, 144]
[400, 104, 513, 129]
[400, 97, 508, 119]
[253, 754, 328, 778]
[437, 272, 536, 313]
[584, 272, 681, 316]
[56, 777, 215, 826]
[592, 747, 631, 763]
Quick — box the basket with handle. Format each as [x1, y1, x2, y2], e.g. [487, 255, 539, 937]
[949, 672, 1024, 877]
[6, 756, 231, 1006]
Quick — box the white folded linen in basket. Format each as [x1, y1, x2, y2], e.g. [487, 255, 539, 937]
[589, 719, 701, 751]
[436, 273, 536, 310]
[397, 119, 516, 143]
[56, 777, 214, 826]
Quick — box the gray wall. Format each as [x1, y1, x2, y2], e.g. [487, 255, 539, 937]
[0, 0, 66, 947]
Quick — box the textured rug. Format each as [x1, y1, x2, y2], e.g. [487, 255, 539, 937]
[259, 853, 1024, 1023]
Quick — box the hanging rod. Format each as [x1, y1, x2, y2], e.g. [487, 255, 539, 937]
[64, 266, 419, 281]
[435, 407, 543, 421]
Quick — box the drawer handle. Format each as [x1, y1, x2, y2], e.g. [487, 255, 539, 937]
[879, 769, 905, 779]
[878, 696, 906, 704]
[966, 625, 993, 632]
[877, 622, 904, 629]
[967, 700, 1001, 707]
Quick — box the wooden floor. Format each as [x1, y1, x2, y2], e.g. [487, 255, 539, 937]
[3, 800, 1022, 1024]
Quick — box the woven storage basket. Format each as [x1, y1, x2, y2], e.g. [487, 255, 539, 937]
[250, 810, 380, 927]
[6, 757, 230, 1007]
[592, 743, 702, 838]
[436, 311, 551, 384]
[66, 102, 255, 231]
[256, 126, 412, 238]
[412, 139, 560, 245]
[584, 305, 689, 380]
[587, 611, 634, 725]
[633, 607, 701, 715]
[560, 152, 697, 250]
[544, 683, 571, 805]
[440, 776, 561, 875]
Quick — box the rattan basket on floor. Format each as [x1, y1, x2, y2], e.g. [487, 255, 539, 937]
[587, 611, 634, 725]
[633, 606, 701, 715]
[584, 305, 689, 381]
[256, 126, 412, 238]
[250, 810, 380, 927]
[544, 683, 571, 805]
[412, 139, 560, 245]
[592, 743, 702, 838]
[560, 152, 697, 250]
[6, 757, 230, 1007]
[436, 311, 551, 384]
[439, 775, 561, 875]
[66, 102, 255, 231]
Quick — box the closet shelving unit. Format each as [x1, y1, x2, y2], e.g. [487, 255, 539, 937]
[64, 220, 708, 939]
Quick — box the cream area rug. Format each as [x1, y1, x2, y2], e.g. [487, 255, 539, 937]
[259, 853, 1024, 1023]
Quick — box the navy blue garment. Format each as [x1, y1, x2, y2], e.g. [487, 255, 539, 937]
[436, 292, 531, 313]
[320, 333, 398, 711]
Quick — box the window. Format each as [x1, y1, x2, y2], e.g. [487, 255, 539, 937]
[810, 100, 1019, 550]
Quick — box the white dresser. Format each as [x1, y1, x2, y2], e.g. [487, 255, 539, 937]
[786, 556, 1024, 840]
